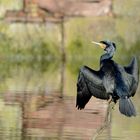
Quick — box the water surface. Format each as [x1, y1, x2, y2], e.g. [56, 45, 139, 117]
[0, 58, 139, 140]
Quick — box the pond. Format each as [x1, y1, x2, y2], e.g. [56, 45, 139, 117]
[0, 57, 139, 140]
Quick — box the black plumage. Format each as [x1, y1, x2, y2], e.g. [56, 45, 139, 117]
[76, 40, 139, 117]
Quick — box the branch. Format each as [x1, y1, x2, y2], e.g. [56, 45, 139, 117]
[91, 104, 112, 140]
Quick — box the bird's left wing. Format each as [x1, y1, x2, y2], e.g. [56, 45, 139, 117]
[76, 66, 109, 110]
[124, 56, 139, 96]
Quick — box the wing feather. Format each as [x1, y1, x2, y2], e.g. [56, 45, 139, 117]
[124, 56, 139, 96]
[76, 66, 109, 110]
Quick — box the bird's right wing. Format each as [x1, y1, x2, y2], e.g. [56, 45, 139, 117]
[76, 66, 109, 110]
[124, 56, 139, 96]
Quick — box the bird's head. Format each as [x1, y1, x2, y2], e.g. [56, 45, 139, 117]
[92, 40, 116, 54]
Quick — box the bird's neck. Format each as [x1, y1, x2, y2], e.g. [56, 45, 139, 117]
[100, 51, 114, 64]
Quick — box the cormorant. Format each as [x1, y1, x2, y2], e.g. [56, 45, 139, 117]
[76, 40, 139, 117]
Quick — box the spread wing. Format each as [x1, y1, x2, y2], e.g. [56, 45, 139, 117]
[76, 66, 109, 110]
[124, 56, 139, 96]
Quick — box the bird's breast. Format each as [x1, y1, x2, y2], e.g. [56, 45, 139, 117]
[101, 61, 116, 94]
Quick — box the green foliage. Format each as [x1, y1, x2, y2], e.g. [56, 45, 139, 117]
[0, 27, 60, 61]
[67, 35, 84, 56]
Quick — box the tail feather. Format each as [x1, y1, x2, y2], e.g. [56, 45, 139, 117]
[119, 98, 136, 117]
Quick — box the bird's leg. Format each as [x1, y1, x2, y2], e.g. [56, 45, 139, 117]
[107, 95, 115, 111]
[107, 95, 112, 104]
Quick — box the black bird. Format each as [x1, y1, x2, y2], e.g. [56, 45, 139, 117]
[76, 40, 139, 117]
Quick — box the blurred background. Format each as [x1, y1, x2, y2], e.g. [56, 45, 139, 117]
[0, 0, 140, 140]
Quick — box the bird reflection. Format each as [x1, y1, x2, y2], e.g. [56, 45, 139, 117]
[76, 40, 139, 117]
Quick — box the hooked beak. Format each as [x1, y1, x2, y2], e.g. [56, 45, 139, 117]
[91, 41, 106, 49]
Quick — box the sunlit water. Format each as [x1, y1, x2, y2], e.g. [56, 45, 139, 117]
[0, 59, 140, 140]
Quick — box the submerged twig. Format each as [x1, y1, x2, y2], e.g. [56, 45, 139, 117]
[91, 103, 112, 140]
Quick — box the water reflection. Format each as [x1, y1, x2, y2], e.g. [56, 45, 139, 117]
[0, 50, 140, 140]
[0, 55, 140, 140]
[0, 93, 107, 140]
[0, 59, 108, 140]
[0, 59, 60, 94]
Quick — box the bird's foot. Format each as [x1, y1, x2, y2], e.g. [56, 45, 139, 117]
[110, 102, 115, 110]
